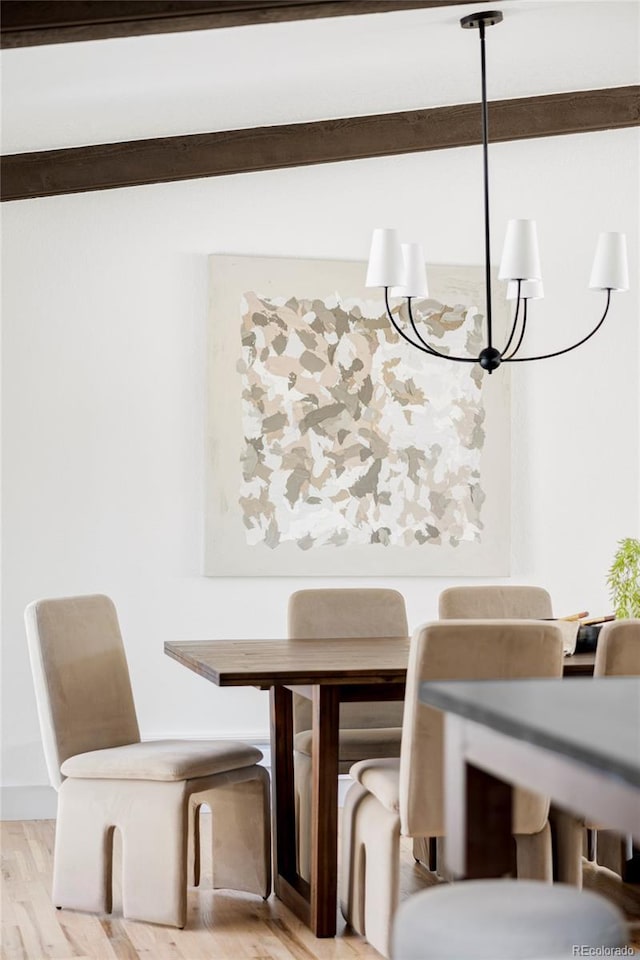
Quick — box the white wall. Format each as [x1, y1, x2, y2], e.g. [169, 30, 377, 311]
[2, 127, 638, 815]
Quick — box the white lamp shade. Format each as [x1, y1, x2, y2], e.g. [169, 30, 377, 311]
[390, 243, 429, 298]
[499, 219, 542, 281]
[366, 228, 404, 287]
[589, 232, 629, 291]
[506, 279, 544, 300]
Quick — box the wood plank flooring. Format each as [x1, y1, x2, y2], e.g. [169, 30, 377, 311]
[2, 819, 639, 959]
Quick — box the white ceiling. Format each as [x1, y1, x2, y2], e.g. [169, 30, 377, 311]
[1, 0, 638, 154]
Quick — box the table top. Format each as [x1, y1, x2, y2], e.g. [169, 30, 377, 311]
[165, 636, 412, 686]
[164, 638, 594, 687]
[420, 677, 640, 788]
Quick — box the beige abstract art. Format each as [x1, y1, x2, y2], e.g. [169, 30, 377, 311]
[206, 255, 510, 576]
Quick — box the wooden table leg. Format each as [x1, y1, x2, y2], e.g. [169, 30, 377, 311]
[465, 763, 514, 878]
[269, 686, 295, 884]
[310, 684, 340, 937]
[269, 686, 311, 924]
[444, 715, 513, 879]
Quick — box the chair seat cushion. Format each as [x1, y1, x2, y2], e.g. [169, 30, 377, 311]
[294, 727, 402, 764]
[350, 757, 400, 812]
[60, 739, 262, 782]
[391, 880, 627, 959]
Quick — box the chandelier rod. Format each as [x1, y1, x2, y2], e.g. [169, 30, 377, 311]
[479, 18, 494, 351]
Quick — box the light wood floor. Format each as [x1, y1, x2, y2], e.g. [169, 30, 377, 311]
[2, 819, 639, 960]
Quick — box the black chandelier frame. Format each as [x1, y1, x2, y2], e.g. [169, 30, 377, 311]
[381, 10, 615, 373]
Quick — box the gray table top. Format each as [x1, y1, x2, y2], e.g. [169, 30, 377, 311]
[420, 677, 640, 788]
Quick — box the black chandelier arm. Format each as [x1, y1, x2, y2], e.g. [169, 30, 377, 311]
[385, 288, 474, 362]
[503, 289, 612, 363]
[500, 280, 522, 356]
[405, 295, 478, 363]
[383, 288, 442, 356]
[502, 297, 528, 361]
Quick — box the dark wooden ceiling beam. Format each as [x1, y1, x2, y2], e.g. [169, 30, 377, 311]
[2, 86, 638, 202]
[0, 0, 477, 48]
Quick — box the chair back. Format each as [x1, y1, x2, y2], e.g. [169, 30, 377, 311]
[594, 619, 640, 676]
[439, 585, 553, 620]
[25, 594, 140, 788]
[288, 588, 408, 733]
[399, 619, 564, 838]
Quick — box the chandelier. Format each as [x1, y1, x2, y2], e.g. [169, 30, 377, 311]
[365, 10, 629, 373]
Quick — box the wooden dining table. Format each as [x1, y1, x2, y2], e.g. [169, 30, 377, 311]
[164, 637, 594, 938]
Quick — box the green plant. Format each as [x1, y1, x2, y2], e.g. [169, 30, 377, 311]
[607, 537, 640, 618]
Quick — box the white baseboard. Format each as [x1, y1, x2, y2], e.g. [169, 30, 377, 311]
[1, 786, 58, 821]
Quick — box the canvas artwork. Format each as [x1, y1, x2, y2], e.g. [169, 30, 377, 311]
[205, 255, 510, 576]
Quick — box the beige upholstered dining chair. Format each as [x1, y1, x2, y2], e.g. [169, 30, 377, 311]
[557, 619, 640, 885]
[25, 594, 271, 927]
[439, 586, 586, 660]
[595, 618, 640, 676]
[439, 584, 553, 620]
[289, 588, 408, 880]
[340, 619, 565, 958]
[412, 584, 556, 869]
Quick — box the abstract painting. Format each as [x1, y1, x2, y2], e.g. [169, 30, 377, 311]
[205, 255, 510, 576]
